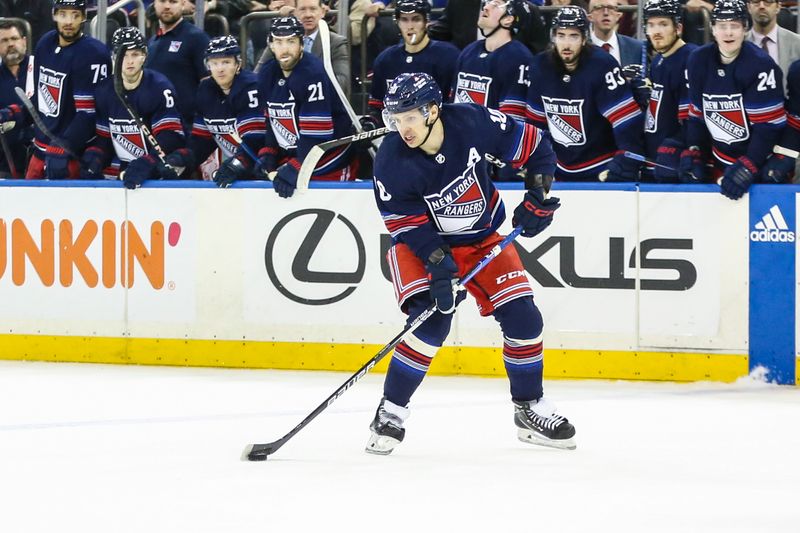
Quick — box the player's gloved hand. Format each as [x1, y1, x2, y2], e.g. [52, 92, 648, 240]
[123, 154, 159, 189]
[512, 187, 561, 238]
[425, 246, 461, 315]
[621, 65, 651, 110]
[678, 146, 706, 184]
[80, 146, 106, 179]
[762, 152, 796, 184]
[255, 147, 278, 179]
[272, 162, 299, 198]
[0, 105, 19, 128]
[720, 156, 756, 200]
[164, 148, 195, 177]
[654, 138, 683, 183]
[359, 114, 382, 132]
[214, 155, 249, 188]
[604, 151, 641, 182]
[44, 146, 71, 179]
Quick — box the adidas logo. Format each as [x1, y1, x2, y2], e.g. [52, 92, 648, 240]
[750, 205, 796, 243]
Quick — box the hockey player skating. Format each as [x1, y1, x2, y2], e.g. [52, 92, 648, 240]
[525, 6, 644, 181]
[366, 72, 576, 456]
[164, 36, 266, 187]
[682, 0, 786, 198]
[256, 16, 357, 198]
[0, 0, 110, 179]
[82, 27, 184, 188]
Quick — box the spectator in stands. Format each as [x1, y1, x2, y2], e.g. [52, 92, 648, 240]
[145, 0, 210, 131]
[747, 0, 800, 93]
[0, 0, 55, 46]
[587, 0, 646, 66]
[0, 19, 31, 178]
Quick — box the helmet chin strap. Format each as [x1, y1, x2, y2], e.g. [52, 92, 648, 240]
[419, 105, 439, 147]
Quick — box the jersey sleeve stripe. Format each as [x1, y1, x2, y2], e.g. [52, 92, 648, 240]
[151, 117, 183, 135]
[382, 213, 431, 238]
[746, 102, 786, 125]
[605, 98, 641, 128]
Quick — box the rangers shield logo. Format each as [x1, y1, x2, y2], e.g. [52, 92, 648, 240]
[425, 165, 486, 233]
[205, 118, 239, 159]
[702, 93, 749, 144]
[645, 83, 664, 133]
[37, 67, 67, 117]
[542, 96, 586, 146]
[109, 118, 146, 162]
[268, 102, 298, 149]
[454, 73, 492, 106]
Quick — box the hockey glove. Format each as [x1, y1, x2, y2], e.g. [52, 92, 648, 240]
[359, 114, 382, 132]
[272, 162, 299, 198]
[0, 105, 20, 129]
[425, 247, 461, 315]
[720, 156, 756, 200]
[255, 147, 278, 179]
[604, 151, 641, 182]
[678, 146, 706, 184]
[214, 155, 249, 188]
[164, 148, 195, 177]
[80, 146, 107, 179]
[512, 188, 561, 238]
[44, 146, 71, 179]
[123, 154, 159, 189]
[653, 139, 683, 183]
[762, 152, 796, 184]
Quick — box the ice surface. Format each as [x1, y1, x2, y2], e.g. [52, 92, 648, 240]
[0, 360, 797, 532]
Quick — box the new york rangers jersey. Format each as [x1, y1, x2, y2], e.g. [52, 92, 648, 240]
[452, 39, 533, 121]
[92, 69, 184, 177]
[369, 39, 461, 116]
[374, 103, 549, 260]
[31, 30, 111, 155]
[644, 41, 697, 157]
[685, 41, 786, 171]
[777, 59, 800, 152]
[258, 52, 355, 179]
[526, 48, 644, 180]
[188, 69, 265, 165]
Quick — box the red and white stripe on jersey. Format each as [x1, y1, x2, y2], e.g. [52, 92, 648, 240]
[502, 334, 544, 368]
[712, 146, 737, 166]
[603, 96, 641, 128]
[499, 98, 528, 122]
[96, 123, 110, 138]
[688, 102, 702, 119]
[508, 123, 542, 169]
[392, 335, 439, 374]
[191, 121, 213, 139]
[524, 103, 547, 127]
[382, 212, 431, 239]
[787, 112, 800, 132]
[386, 243, 429, 307]
[556, 151, 615, 174]
[677, 100, 690, 121]
[746, 101, 786, 126]
[237, 116, 266, 137]
[298, 115, 334, 137]
[482, 279, 534, 315]
[152, 116, 183, 136]
[74, 93, 96, 113]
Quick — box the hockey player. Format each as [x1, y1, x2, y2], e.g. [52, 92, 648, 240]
[366, 72, 575, 456]
[365, 0, 460, 126]
[81, 27, 184, 189]
[762, 58, 800, 183]
[681, 0, 786, 199]
[256, 16, 357, 198]
[526, 6, 644, 181]
[0, 0, 110, 179]
[640, 0, 697, 182]
[452, 0, 534, 123]
[164, 36, 266, 187]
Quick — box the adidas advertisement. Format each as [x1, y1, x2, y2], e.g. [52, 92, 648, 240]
[750, 204, 796, 242]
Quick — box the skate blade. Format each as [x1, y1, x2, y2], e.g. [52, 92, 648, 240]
[365, 433, 400, 455]
[517, 428, 577, 450]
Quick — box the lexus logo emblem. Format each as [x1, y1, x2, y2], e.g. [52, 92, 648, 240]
[265, 209, 366, 305]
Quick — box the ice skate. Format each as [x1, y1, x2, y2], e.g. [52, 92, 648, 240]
[513, 398, 576, 450]
[365, 398, 409, 455]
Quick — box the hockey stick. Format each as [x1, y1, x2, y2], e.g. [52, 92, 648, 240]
[14, 86, 77, 159]
[297, 126, 390, 190]
[598, 151, 688, 181]
[0, 127, 19, 178]
[242, 225, 524, 461]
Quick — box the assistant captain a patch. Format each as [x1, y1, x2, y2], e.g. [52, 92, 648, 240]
[454, 73, 492, 107]
[702, 93, 749, 144]
[425, 166, 487, 233]
[542, 96, 586, 147]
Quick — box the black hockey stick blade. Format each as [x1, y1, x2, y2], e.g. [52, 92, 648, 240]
[14, 86, 78, 159]
[297, 127, 389, 191]
[242, 442, 280, 461]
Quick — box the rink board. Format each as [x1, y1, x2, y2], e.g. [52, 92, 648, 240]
[0, 181, 794, 384]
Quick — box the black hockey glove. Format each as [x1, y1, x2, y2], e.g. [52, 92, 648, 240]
[763, 152, 796, 184]
[80, 146, 106, 179]
[164, 148, 195, 177]
[425, 247, 461, 315]
[214, 155, 250, 188]
[255, 147, 278, 179]
[654, 138, 683, 183]
[123, 154, 159, 189]
[273, 162, 299, 198]
[678, 146, 706, 184]
[720, 156, 756, 200]
[512, 188, 561, 238]
[604, 151, 641, 182]
[44, 146, 72, 179]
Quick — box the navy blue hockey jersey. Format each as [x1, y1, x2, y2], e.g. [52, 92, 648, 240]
[188, 70, 266, 165]
[369, 39, 461, 116]
[777, 59, 800, 152]
[374, 103, 550, 260]
[257, 52, 355, 179]
[31, 31, 110, 156]
[685, 41, 786, 171]
[526, 47, 644, 181]
[452, 39, 533, 121]
[92, 69, 184, 177]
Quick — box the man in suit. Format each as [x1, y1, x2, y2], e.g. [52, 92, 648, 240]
[255, 0, 351, 98]
[0, 0, 54, 46]
[747, 0, 800, 94]
[587, 0, 646, 67]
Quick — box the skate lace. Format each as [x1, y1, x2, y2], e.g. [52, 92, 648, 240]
[530, 410, 566, 431]
[378, 409, 404, 429]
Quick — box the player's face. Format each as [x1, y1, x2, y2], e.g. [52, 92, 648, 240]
[208, 56, 239, 89]
[712, 20, 746, 57]
[53, 9, 86, 42]
[390, 105, 435, 149]
[154, 0, 185, 26]
[120, 48, 146, 79]
[554, 28, 585, 66]
[646, 17, 680, 54]
[748, 0, 779, 27]
[295, 0, 324, 33]
[0, 27, 26, 67]
[588, 0, 622, 32]
[397, 13, 427, 46]
[478, 0, 512, 32]
[270, 35, 303, 71]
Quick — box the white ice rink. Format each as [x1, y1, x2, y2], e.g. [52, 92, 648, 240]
[0, 360, 797, 533]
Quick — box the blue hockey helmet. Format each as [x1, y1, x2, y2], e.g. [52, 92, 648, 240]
[111, 27, 146, 54]
[205, 35, 242, 61]
[712, 0, 751, 29]
[480, 0, 531, 35]
[383, 72, 443, 130]
[642, 0, 682, 25]
[269, 16, 305, 41]
[53, 0, 86, 13]
[550, 6, 590, 37]
[394, 0, 431, 19]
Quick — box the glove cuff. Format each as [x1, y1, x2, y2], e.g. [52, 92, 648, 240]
[739, 156, 757, 175]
